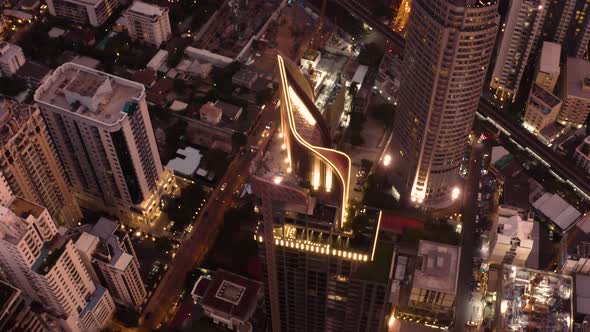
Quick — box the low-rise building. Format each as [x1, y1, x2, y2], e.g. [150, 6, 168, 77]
[125, 1, 171, 48]
[300, 49, 321, 70]
[46, 0, 120, 27]
[232, 67, 259, 89]
[192, 269, 263, 332]
[559, 57, 590, 128]
[574, 136, 590, 174]
[489, 265, 572, 332]
[200, 102, 223, 124]
[0, 41, 25, 77]
[146, 49, 168, 72]
[559, 215, 590, 275]
[573, 274, 590, 331]
[408, 241, 460, 316]
[165, 147, 203, 178]
[533, 193, 581, 232]
[523, 83, 562, 135]
[15, 61, 52, 89]
[488, 208, 534, 266]
[535, 42, 561, 93]
[374, 52, 401, 103]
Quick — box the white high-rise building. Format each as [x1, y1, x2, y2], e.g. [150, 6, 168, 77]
[0, 197, 115, 332]
[34, 63, 174, 224]
[558, 57, 590, 128]
[535, 42, 561, 93]
[45, 0, 120, 27]
[490, 0, 547, 102]
[75, 217, 147, 310]
[0, 41, 26, 77]
[125, 1, 171, 48]
[392, 0, 499, 209]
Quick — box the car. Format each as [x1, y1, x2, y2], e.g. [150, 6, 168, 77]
[220, 182, 227, 191]
[475, 215, 480, 223]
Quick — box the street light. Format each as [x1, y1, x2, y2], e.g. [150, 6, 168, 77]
[383, 154, 392, 167]
[452, 187, 460, 200]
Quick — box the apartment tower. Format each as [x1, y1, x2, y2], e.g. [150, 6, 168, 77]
[490, 0, 547, 101]
[392, 0, 499, 209]
[551, 0, 590, 59]
[125, 1, 172, 48]
[45, 0, 120, 27]
[0, 197, 115, 332]
[250, 55, 395, 332]
[34, 63, 173, 223]
[0, 99, 82, 226]
[74, 217, 147, 309]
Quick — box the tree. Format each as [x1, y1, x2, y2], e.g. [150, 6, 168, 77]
[213, 62, 241, 95]
[358, 43, 385, 66]
[165, 184, 207, 234]
[348, 82, 359, 96]
[155, 237, 173, 252]
[232, 131, 247, 151]
[371, 103, 396, 126]
[204, 148, 230, 178]
[349, 213, 370, 235]
[0, 77, 27, 97]
[167, 49, 184, 68]
[370, 3, 394, 20]
[256, 87, 274, 105]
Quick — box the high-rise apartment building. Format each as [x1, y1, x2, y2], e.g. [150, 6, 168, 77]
[574, 136, 590, 175]
[34, 63, 174, 223]
[0, 197, 115, 332]
[45, 0, 120, 27]
[558, 57, 590, 127]
[125, 1, 171, 48]
[0, 99, 82, 226]
[250, 55, 395, 332]
[74, 217, 147, 309]
[490, 0, 547, 101]
[0, 41, 26, 77]
[0, 280, 62, 331]
[535, 41, 561, 93]
[392, 0, 499, 208]
[551, 0, 590, 59]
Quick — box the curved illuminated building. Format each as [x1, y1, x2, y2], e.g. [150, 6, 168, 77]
[251, 55, 394, 332]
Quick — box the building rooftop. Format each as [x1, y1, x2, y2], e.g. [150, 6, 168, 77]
[351, 241, 394, 283]
[576, 136, 590, 159]
[214, 100, 242, 121]
[502, 177, 530, 211]
[79, 285, 107, 319]
[562, 215, 590, 259]
[496, 265, 572, 332]
[495, 213, 534, 250]
[539, 42, 561, 75]
[531, 83, 561, 109]
[34, 63, 144, 126]
[533, 193, 581, 231]
[197, 269, 262, 323]
[0, 41, 22, 59]
[566, 57, 590, 101]
[32, 234, 68, 275]
[165, 146, 202, 177]
[8, 196, 44, 219]
[412, 240, 460, 295]
[0, 99, 37, 145]
[126, 1, 168, 20]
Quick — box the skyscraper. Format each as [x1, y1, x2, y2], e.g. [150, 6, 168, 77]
[251, 55, 395, 332]
[490, 0, 547, 101]
[392, 0, 499, 209]
[34, 63, 174, 224]
[550, 0, 590, 59]
[0, 99, 82, 226]
[74, 217, 147, 310]
[0, 197, 115, 332]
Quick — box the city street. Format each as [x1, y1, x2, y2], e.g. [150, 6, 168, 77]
[453, 141, 487, 331]
[138, 104, 279, 330]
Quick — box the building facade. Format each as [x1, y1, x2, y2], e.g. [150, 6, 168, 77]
[0, 99, 82, 226]
[490, 0, 547, 101]
[558, 57, 590, 128]
[75, 218, 147, 309]
[0, 280, 62, 332]
[46, 0, 120, 27]
[551, 0, 590, 59]
[522, 83, 562, 135]
[0, 197, 115, 332]
[392, 0, 499, 208]
[535, 41, 561, 93]
[34, 63, 173, 224]
[250, 55, 394, 332]
[0, 41, 26, 77]
[574, 136, 590, 174]
[125, 1, 171, 48]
